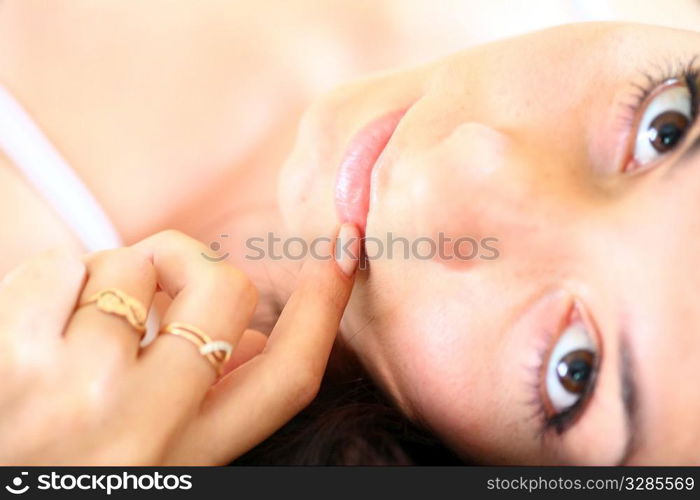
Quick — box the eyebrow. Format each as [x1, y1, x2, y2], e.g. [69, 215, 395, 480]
[617, 335, 639, 465]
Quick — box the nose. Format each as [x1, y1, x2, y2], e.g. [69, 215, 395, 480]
[405, 116, 585, 274]
[409, 120, 523, 235]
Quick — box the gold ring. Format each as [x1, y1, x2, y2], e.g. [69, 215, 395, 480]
[160, 322, 233, 376]
[80, 288, 148, 334]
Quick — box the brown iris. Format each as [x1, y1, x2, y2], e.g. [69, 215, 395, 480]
[647, 111, 690, 153]
[555, 349, 594, 394]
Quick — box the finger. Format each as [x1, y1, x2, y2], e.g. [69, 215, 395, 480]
[167, 223, 359, 464]
[0, 247, 86, 341]
[134, 231, 258, 407]
[65, 248, 157, 361]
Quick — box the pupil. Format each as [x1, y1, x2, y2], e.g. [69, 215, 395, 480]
[659, 124, 681, 146]
[556, 349, 594, 394]
[568, 359, 590, 382]
[648, 111, 689, 153]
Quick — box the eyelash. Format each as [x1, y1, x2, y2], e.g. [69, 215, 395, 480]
[524, 59, 700, 441]
[623, 56, 700, 121]
[526, 323, 600, 439]
[619, 56, 700, 168]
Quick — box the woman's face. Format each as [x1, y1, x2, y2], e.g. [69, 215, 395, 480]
[278, 22, 700, 464]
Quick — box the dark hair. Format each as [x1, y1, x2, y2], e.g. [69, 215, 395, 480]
[232, 346, 464, 465]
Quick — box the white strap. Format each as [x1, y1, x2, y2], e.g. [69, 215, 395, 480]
[0, 84, 162, 341]
[0, 84, 122, 252]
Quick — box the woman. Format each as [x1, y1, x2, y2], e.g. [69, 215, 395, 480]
[277, 22, 700, 465]
[2, 14, 700, 464]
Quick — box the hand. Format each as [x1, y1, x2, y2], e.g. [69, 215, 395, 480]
[0, 227, 359, 465]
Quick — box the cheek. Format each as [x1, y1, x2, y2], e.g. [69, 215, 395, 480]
[376, 120, 546, 271]
[394, 309, 527, 462]
[372, 280, 531, 462]
[395, 291, 548, 462]
[392, 289, 623, 464]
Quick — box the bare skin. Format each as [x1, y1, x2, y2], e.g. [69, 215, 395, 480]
[2, 2, 700, 464]
[0, 227, 359, 464]
[280, 23, 700, 464]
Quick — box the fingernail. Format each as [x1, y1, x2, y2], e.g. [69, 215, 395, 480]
[335, 223, 360, 277]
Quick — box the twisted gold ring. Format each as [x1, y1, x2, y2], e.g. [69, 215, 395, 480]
[80, 288, 148, 334]
[160, 322, 233, 376]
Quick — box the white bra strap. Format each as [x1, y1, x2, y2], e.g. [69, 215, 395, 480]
[0, 84, 122, 252]
[0, 84, 162, 340]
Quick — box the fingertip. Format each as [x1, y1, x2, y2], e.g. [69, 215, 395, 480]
[334, 223, 361, 278]
[298, 223, 361, 281]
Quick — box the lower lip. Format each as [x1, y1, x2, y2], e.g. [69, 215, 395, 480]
[334, 109, 405, 233]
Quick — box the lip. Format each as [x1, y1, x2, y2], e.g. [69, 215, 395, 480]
[334, 109, 405, 233]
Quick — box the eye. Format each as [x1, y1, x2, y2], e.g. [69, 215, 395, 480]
[629, 80, 693, 171]
[543, 323, 597, 415]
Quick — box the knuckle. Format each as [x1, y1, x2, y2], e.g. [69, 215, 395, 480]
[0, 349, 35, 388]
[75, 373, 118, 419]
[285, 363, 323, 409]
[211, 267, 258, 308]
[161, 229, 201, 248]
[146, 229, 198, 254]
[119, 248, 156, 282]
[0, 338, 55, 384]
[155, 229, 188, 243]
[99, 247, 155, 281]
[157, 229, 209, 257]
[141, 229, 215, 267]
[238, 272, 259, 306]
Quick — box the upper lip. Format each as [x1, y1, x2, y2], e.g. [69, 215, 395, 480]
[334, 109, 406, 233]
